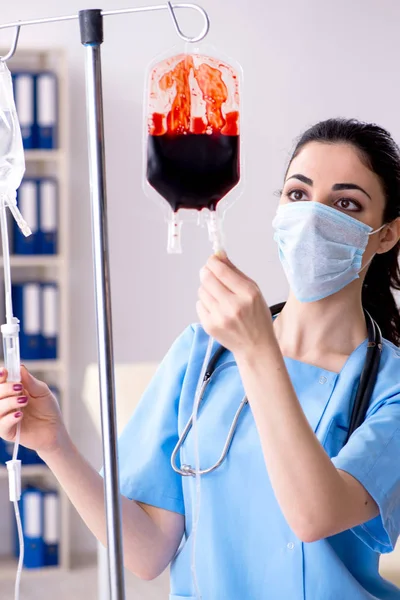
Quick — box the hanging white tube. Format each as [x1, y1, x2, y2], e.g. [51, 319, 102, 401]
[190, 214, 224, 598]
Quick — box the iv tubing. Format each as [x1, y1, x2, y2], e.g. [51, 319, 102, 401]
[0, 196, 21, 452]
[190, 335, 213, 599]
[0, 195, 23, 600]
[0, 196, 13, 323]
[190, 212, 224, 599]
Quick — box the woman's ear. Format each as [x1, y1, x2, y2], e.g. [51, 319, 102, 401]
[376, 217, 400, 254]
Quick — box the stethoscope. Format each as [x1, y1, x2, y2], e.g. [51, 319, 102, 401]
[171, 302, 383, 477]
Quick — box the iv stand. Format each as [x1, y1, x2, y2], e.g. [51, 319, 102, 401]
[0, 5, 210, 600]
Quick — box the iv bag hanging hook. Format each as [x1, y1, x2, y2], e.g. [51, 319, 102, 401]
[0, 4, 210, 59]
[0, 25, 21, 61]
[167, 2, 209, 43]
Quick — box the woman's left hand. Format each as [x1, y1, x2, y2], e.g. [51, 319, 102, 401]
[197, 253, 274, 356]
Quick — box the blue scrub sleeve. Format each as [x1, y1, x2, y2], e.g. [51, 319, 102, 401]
[332, 396, 400, 553]
[111, 326, 194, 515]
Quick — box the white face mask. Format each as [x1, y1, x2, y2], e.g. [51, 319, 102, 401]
[272, 201, 385, 303]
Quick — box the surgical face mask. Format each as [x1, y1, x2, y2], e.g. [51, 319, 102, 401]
[272, 201, 385, 303]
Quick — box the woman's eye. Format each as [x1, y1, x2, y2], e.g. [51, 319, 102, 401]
[335, 198, 362, 212]
[287, 189, 306, 201]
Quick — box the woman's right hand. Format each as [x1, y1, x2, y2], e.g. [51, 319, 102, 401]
[0, 365, 67, 456]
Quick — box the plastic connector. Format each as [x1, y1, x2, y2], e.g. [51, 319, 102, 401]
[207, 211, 224, 254]
[6, 459, 21, 502]
[167, 214, 183, 254]
[8, 202, 32, 237]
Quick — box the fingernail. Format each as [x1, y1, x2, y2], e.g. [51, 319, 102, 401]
[13, 384, 23, 392]
[0, 369, 5, 377]
[17, 396, 27, 404]
[14, 411, 22, 418]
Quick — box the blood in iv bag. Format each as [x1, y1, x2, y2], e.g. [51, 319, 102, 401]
[146, 55, 240, 212]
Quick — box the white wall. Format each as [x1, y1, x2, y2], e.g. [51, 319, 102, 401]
[1, 0, 400, 558]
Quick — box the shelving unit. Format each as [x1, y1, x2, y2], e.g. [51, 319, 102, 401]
[0, 255, 63, 267]
[0, 47, 70, 578]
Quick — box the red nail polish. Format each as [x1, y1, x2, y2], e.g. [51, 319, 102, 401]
[17, 397, 27, 404]
[13, 384, 23, 392]
[14, 411, 22, 418]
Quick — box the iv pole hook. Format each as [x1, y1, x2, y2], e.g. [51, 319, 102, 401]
[167, 1, 210, 42]
[0, 25, 21, 61]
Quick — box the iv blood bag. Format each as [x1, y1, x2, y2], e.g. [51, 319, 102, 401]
[144, 47, 242, 253]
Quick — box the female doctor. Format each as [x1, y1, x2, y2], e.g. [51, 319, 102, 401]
[1, 118, 400, 600]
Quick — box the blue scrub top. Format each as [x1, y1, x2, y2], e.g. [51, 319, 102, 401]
[117, 324, 400, 599]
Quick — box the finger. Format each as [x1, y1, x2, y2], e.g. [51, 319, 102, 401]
[200, 266, 232, 301]
[196, 299, 211, 325]
[0, 368, 8, 384]
[213, 253, 252, 280]
[206, 254, 249, 293]
[0, 410, 23, 442]
[198, 284, 219, 313]
[211, 252, 245, 275]
[0, 394, 28, 417]
[20, 366, 48, 397]
[0, 382, 25, 401]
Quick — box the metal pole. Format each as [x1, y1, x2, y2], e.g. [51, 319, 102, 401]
[79, 9, 125, 600]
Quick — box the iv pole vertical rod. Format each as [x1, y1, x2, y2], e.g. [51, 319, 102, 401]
[79, 9, 126, 600]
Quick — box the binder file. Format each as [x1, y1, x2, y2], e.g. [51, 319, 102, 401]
[0, 440, 44, 466]
[43, 489, 59, 566]
[12, 72, 35, 149]
[0, 438, 8, 465]
[18, 486, 45, 569]
[1, 439, 14, 463]
[12, 283, 41, 360]
[20, 446, 45, 466]
[36, 72, 58, 149]
[41, 283, 58, 359]
[14, 179, 39, 255]
[39, 179, 58, 254]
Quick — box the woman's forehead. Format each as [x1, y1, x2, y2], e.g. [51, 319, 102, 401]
[287, 142, 379, 187]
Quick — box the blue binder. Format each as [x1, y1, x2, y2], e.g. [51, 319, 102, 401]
[19, 446, 45, 466]
[43, 489, 59, 566]
[16, 486, 45, 569]
[12, 283, 42, 360]
[12, 72, 36, 149]
[36, 72, 58, 149]
[0, 439, 15, 463]
[0, 438, 8, 465]
[14, 179, 40, 255]
[38, 178, 58, 254]
[41, 283, 58, 360]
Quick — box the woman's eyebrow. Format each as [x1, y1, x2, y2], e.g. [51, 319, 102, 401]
[332, 182, 371, 200]
[286, 174, 371, 200]
[286, 174, 313, 186]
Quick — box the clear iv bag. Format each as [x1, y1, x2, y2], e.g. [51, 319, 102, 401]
[143, 44, 243, 253]
[0, 61, 25, 195]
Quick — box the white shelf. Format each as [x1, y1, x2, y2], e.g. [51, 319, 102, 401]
[0, 360, 62, 372]
[24, 360, 63, 371]
[0, 464, 50, 480]
[24, 149, 65, 162]
[0, 255, 63, 268]
[0, 557, 63, 580]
